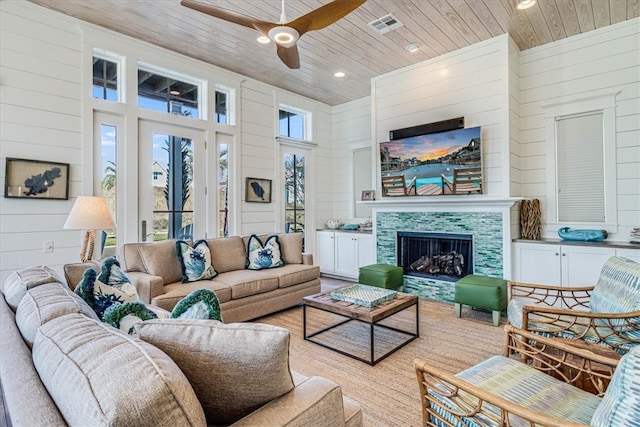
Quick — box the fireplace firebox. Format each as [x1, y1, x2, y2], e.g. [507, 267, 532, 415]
[397, 232, 473, 282]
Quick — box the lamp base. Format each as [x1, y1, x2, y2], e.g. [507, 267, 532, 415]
[80, 229, 95, 263]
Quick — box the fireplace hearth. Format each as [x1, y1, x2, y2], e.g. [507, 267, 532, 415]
[397, 232, 473, 282]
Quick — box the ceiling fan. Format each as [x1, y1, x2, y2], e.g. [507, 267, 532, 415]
[180, 0, 367, 69]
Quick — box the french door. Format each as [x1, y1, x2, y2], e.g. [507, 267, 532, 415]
[138, 121, 206, 242]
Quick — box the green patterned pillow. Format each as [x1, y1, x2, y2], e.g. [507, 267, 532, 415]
[75, 269, 139, 320]
[97, 257, 132, 288]
[176, 240, 217, 283]
[246, 234, 285, 270]
[103, 302, 159, 334]
[171, 288, 222, 321]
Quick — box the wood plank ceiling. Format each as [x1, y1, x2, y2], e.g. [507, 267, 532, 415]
[28, 0, 640, 106]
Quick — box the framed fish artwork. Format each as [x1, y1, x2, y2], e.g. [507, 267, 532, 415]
[4, 158, 69, 200]
[245, 177, 272, 203]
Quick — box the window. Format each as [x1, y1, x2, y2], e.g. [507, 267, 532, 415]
[556, 112, 604, 222]
[215, 90, 227, 124]
[92, 52, 120, 101]
[543, 91, 617, 227]
[218, 143, 229, 237]
[284, 153, 305, 235]
[138, 64, 200, 118]
[279, 106, 310, 140]
[99, 123, 117, 252]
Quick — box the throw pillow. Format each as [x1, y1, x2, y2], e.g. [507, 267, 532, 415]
[176, 240, 217, 283]
[33, 313, 206, 426]
[97, 257, 132, 287]
[75, 268, 139, 320]
[171, 288, 222, 320]
[246, 234, 285, 270]
[102, 302, 159, 334]
[134, 319, 294, 425]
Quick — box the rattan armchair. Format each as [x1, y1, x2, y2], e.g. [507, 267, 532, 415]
[415, 326, 627, 427]
[508, 256, 640, 354]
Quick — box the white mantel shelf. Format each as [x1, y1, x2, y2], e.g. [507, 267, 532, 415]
[358, 196, 522, 209]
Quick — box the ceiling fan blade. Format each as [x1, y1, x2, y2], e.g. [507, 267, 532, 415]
[288, 0, 366, 36]
[277, 44, 300, 69]
[180, 0, 275, 34]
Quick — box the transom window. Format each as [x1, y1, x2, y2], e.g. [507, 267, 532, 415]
[92, 51, 121, 101]
[138, 65, 200, 118]
[279, 105, 310, 140]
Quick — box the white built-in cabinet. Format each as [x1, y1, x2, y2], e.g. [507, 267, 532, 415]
[513, 241, 639, 287]
[317, 230, 375, 279]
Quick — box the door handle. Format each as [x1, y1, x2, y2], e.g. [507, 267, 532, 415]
[141, 220, 153, 242]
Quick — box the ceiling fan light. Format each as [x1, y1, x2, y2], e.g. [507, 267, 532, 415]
[268, 26, 299, 47]
[257, 35, 271, 44]
[517, 0, 536, 10]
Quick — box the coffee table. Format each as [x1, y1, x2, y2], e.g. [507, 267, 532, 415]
[303, 286, 419, 365]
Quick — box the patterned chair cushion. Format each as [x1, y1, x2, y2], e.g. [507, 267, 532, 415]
[590, 345, 640, 426]
[590, 256, 640, 315]
[428, 355, 602, 427]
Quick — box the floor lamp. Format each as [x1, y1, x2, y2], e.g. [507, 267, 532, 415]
[63, 196, 116, 262]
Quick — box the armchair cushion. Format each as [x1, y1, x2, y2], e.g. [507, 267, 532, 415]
[590, 256, 640, 315]
[591, 345, 640, 426]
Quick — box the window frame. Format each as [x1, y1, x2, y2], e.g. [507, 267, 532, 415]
[279, 104, 312, 141]
[542, 90, 618, 232]
[92, 48, 124, 103]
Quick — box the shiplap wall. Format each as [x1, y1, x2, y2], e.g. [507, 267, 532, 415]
[371, 34, 513, 198]
[519, 18, 640, 241]
[0, 0, 332, 284]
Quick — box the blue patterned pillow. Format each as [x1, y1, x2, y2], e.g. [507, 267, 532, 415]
[103, 302, 159, 334]
[75, 269, 139, 320]
[171, 288, 222, 321]
[98, 257, 132, 287]
[246, 234, 285, 270]
[176, 240, 217, 283]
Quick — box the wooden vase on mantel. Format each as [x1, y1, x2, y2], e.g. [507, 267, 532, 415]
[520, 199, 541, 240]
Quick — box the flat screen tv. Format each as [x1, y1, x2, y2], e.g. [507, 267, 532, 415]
[380, 126, 482, 196]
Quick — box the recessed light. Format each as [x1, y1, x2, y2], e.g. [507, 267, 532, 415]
[405, 43, 420, 53]
[334, 71, 345, 78]
[517, 0, 536, 10]
[257, 35, 270, 44]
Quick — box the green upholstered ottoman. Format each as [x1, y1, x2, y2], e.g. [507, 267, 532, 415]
[358, 264, 404, 291]
[454, 274, 507, 326]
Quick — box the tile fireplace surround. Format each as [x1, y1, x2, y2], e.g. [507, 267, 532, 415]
[363, 197, 520, 302]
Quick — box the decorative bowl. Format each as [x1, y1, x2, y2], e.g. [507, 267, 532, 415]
[326, 220, 342, 230]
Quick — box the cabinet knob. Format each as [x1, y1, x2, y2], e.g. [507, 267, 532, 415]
[562, 252, 566, 256]
[555, 252, 559, 256]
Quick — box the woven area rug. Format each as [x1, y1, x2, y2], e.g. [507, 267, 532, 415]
[257, 297, 505, 426]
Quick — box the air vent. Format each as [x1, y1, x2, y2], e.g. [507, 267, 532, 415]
[368, 13, 403, 34]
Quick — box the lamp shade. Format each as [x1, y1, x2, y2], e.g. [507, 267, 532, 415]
[63, 196, 116, 230]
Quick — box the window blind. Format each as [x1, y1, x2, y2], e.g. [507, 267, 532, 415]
[556, 112, 605, 223]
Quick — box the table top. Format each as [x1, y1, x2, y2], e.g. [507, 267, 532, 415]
[303, 287, 418, 323]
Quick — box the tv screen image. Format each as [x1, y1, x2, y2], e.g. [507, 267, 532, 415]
[380, 126, 482, 196]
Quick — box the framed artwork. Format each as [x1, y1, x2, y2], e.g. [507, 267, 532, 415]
[361, 190, 375, 201]
[245, 177, 272, 203]
[4, 158, 69, 200]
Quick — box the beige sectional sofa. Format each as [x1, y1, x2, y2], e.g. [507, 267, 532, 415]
[114, 233, 320, 323]
[0, 265, 363, 427]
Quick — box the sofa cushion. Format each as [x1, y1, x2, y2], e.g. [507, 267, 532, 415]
[151, 280, 232, 311]
[176, 240, 217, 282]
[138, 239, 183, 284]
[2, 265, 65, 311]
[33, 313, 206, 427]
[246, 234, 285, 270]
[591, 345, 640, 426]
[215, 270, 280, 299]
[120, 242, 146, 272]
[278, 264, 321, 288]
[135, 319, 294, 425]
[16, 282, 99, 347]
[170, 288, 222, 320]
[75, 268, 139, 319]
[278, 232, 304, 264]
[207, 236, 247, 273]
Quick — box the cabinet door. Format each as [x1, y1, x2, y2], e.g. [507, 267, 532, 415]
[514, 242, 562, 286]
[335, 233, 358, 278]
[357, 234, 375, 268]
[561, 246, 615, 287]
[316, 231, 336, 273]
[617, 249, 640, 263]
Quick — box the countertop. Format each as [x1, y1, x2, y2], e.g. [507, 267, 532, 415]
[513, 238, 640, 250]
[317, 228, 373, 234]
